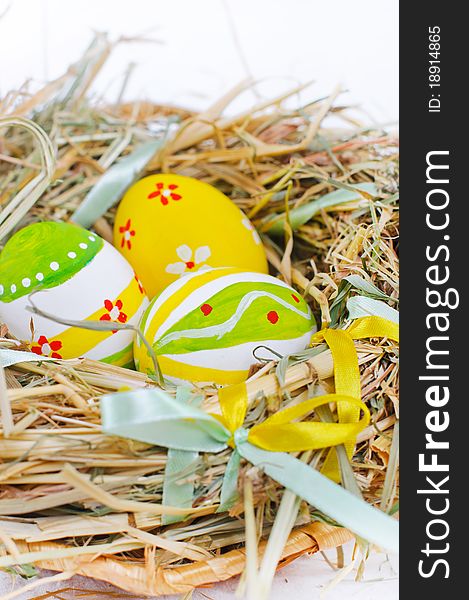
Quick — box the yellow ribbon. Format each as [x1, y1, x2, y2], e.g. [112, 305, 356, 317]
[217, 316, 398, 479]
[218, 385, 370, 451]
[313, 316, 399, 480]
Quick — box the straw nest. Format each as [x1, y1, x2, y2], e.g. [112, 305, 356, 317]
[0, 36, 399, 597]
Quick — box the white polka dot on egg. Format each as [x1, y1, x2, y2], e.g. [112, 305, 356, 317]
[50, 262, 59, 271]
[79, 243, 88, 250]
[22, 278, 31, 288]
[68, 252, 77, 259]
[36, 272, 44, 281]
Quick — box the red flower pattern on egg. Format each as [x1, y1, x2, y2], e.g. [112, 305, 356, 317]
[134, 274, 145, 295]
[100, 299, 127, 334]
[147, 182, 182, 205]
[119, 219, 136, 250]
[31, 335, 63, 359]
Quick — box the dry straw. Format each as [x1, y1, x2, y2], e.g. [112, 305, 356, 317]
[0, 35, 398, 597]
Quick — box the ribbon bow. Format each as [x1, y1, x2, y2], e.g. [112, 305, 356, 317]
[101, 317, 399, 554]
[101, 386, 397, 552]
[217, 384, 369, 453]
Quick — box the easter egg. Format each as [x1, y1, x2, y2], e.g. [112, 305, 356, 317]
[0, 222, 149, 367]
[113, 174, 268, 298]
[134, 267, 316, 384]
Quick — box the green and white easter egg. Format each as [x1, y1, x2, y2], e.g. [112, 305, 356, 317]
[0, 221, 149, 367]
[134, 267, 317, 384]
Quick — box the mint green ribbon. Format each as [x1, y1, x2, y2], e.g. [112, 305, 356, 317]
[218, 449, 241, 512]
[163, 447, 199, 525]
[0, 349, 57, 368]
[71, 140, 163, 228]
[162, 387, 201, 525]
[101, 388, 399, 554]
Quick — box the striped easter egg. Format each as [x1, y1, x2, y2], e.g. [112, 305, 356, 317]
[134, 268, 317, 384]
[0, 222, 149, 367]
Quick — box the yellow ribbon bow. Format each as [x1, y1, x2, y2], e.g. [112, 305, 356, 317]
[217, 316, 398, 480]
[98, 315, 400, 554]
[218, 384, 370, 451]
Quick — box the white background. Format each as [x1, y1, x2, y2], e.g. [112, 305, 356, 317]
[0, 0, 398, 121]
[0, 1, 398, 598]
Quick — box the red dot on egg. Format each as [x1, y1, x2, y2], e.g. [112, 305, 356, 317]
[201, 303, 213, 316]
[291, 294, 300, 303]
[267, 310, 279, 324]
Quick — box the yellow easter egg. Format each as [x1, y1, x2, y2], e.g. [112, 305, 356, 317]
[113, 174, 268, 297]
[134, 267, 317, 384]
[0, 222, 149, 367]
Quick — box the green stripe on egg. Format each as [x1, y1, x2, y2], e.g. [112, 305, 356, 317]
[154, 281, 312, 355]
[0, 221, 103, 302]
[100, 340, 135, 369]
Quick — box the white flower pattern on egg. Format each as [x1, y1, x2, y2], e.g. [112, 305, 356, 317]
[165, 244, 212, 276]
[242, 218, 261, 245]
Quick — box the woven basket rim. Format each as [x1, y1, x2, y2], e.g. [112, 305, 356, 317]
[17, 523, 353, 596]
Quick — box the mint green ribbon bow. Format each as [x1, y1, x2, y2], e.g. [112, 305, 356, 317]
[101, 388, 399, 554]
